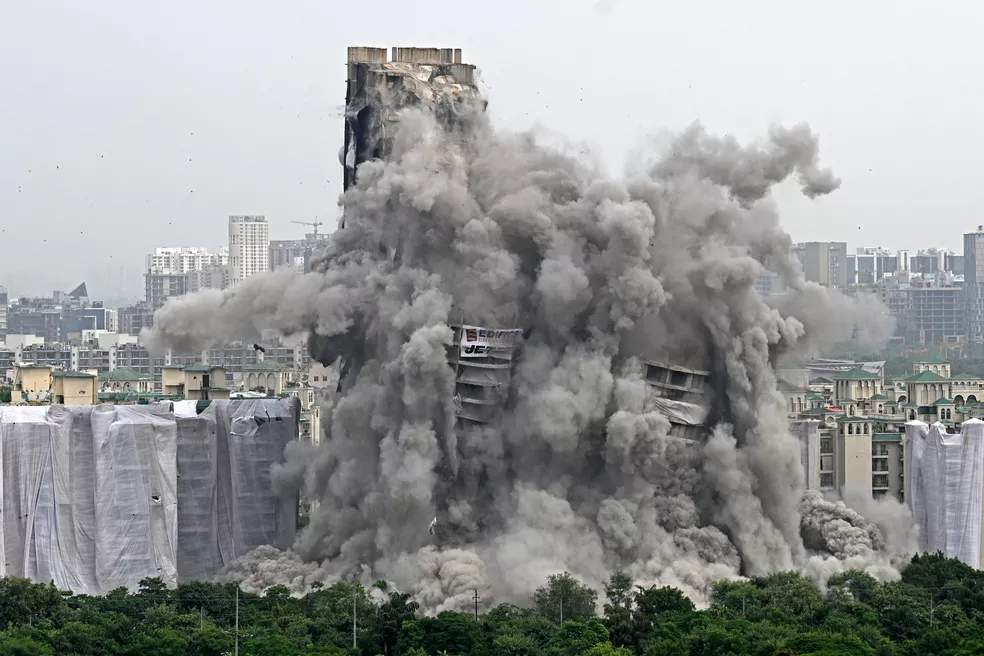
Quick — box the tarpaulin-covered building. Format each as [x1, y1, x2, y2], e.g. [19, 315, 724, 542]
[0, 398, 299, 594]
[904, 419, 984, 568]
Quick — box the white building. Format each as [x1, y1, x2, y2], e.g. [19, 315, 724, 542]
[228, 215, 270, 285]
[146, 247, 227, 274]
[145, 247, 229, 309]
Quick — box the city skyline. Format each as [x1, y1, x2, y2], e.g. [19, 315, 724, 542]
[5, 1, 984, 295]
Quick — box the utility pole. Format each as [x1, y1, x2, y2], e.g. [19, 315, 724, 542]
[222, 587, 253, 655]
[473, 590, 480, 620]
[559, 595, 563, 625]
[200, 606, 204, 631]
[352, 583, 358, 649]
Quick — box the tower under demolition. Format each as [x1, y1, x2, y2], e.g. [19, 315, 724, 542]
[341, 46, 481, 228]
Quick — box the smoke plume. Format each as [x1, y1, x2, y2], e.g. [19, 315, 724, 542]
[146, 99, 903, 609]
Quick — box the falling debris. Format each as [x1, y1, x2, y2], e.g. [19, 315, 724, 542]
[144, 47, 901, 611]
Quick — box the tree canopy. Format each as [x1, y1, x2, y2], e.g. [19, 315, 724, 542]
[0, 553, 981, 654]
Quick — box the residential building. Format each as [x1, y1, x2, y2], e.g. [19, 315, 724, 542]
[51, 370, 97, 405]
[790, 364, 909, 499]
[145, 271, 189, 310]
[964, 227, 984, 344]
[795, 241, 848, 287]
[0, 285, 7, 338]
[145, 247, 228, 308]
[270, 239, 309, 271]
[229, 215, 270, 285]
[187, 264, 230, 292]
[164, 364, 230, 401]
[146, 247, 227, 274]
[119, 301, 155, 336]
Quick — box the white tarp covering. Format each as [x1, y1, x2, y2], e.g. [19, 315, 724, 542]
[905, 419, 984, 568]
[0, 400, 299, 593]
[91, 404, 178, 593]
[791, 419, 820, 490]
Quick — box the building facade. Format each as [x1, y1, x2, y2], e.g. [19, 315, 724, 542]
[964, 228, 984, 344]
[796, 241, 848, 288]
[229, 215, 270, 285]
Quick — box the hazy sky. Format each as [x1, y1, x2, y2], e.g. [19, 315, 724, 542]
[2, 0, 981, 299]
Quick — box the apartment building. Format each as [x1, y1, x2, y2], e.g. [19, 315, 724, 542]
[229, 215, 270, 285]
[795, 241, 848, 287]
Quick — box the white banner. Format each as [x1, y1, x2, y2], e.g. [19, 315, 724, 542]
[459, 325, 522, 358]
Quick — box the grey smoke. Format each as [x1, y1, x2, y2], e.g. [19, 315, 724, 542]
[147, 98, 903, 610]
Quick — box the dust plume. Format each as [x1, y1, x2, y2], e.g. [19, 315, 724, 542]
[146, 96, 902, 609]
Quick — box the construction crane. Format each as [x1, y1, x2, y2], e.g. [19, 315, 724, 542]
[292, 218, 324, 240]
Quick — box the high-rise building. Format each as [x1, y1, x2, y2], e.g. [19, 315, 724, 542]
[341, 46, 480, 229]
[964, 228, 984, 344]
[0, 285, 7, 339]
[795, 241, 848, 287]
[144, 247, 227, 309]
[228, 216, 270, 285]
[905, 274, 965, 346]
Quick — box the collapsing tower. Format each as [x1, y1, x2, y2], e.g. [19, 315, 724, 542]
[340, 46, 482, 228]
[446, 324, 521, 427]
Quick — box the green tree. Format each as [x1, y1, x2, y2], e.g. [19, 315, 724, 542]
[531, 574, 598, 625]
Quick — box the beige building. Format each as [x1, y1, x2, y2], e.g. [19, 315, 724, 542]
[13, 363, 53, 397]
[51, 370, 97, 405]
[794, 365, 906, 499]
[162, 364, 230, 401]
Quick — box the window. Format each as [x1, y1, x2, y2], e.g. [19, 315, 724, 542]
[820, 455, 833, 471]
[820, 473, 835, 489]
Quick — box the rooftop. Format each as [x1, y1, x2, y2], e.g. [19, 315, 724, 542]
[835, 368, 880, 380]
[51, 370, 95, 379]
[243, 361, 286, 372]
[809, 377, 833, 385]
[915, 356, 950, 364]
[100, 368, 151, 381]
[903, 370, 951, 383]
[777, 379, 803, 393]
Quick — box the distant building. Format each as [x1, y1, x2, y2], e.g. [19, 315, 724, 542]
[119, 301, 155, 336]
[51, 370, 98, 405]
[146, 247, 228, 301]
[145, 272, 189, 310]
[0, 285, 8, 339]
[795, 241, 848, 288]
[964, 228, 984, 344]
[905, 275, 965, 346]
[756, 272, 787, 297]
[229, 216, 270, 285]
